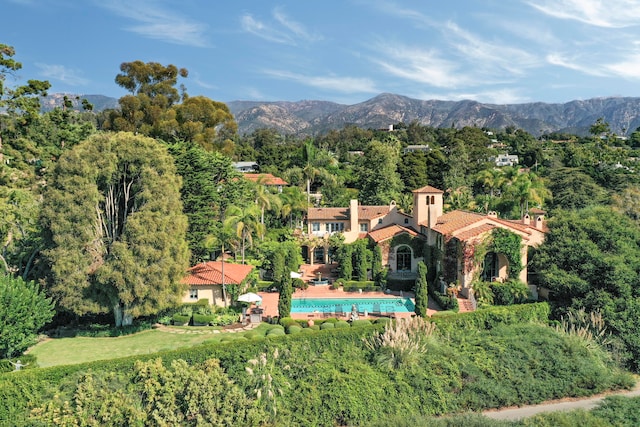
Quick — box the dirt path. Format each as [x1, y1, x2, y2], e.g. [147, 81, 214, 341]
[482, 382, 640, 420]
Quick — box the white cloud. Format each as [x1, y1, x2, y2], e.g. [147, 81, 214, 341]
[35, 63, 89, 86]
[546, 53, 607, 76]
[241, 14, 293, 44]
[525, 0, 640, 28]
[241, 8, 320, 45]
[264, 70, 378, 93]
[372, 44, 467, 88]
[273, 8, 320, 42]
[99, 0, 208, 47]
[443, 21, 539, 76]
[413, 88, 529, 104]
[605, 54, 640, 79]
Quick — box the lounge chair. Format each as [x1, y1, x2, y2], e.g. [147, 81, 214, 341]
[372, 303, 381, 316]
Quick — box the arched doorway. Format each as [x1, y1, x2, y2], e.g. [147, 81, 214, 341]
[481, 251, 508, 282]
[396, 245, 412, 272]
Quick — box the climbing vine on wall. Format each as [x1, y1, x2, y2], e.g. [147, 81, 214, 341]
[390, 233, 425, 258]
[488, 228, 523, 279]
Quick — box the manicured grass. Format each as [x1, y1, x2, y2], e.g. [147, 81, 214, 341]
[28, 326, 256, 368]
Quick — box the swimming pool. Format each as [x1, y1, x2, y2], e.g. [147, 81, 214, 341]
[291, 297, 415, 314]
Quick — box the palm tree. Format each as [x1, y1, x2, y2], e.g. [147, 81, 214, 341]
[224, 204, 263, 264]
[506, 172, 550, 218]
[279, 186, 307, 228]
[476, 168, 506, 200]
[204, 222, 236, 306]
[252, 179, 280, 236]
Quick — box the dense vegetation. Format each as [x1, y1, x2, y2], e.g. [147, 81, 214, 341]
[3, 40, 640, 424]
[1, 305, 633, 426]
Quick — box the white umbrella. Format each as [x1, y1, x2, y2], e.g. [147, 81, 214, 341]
[290, 271, 302, 278]
[237, 292, 263, 303]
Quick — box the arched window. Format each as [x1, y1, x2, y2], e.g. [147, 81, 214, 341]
[396, 246, 412, 271]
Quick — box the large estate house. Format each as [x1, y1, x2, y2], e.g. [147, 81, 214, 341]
[304, 186, 546, 298]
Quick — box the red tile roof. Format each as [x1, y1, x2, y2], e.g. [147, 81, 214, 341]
[307, 207, 349, 220]
[412, 185, 444, 194]
[243, 173, 288, 186]
[454, 223, 496, 242]
[431, 211, 486, 235]
[182, 261, 254, 286]
[368, 224, 419, 243]
[358, 205, 391, 219]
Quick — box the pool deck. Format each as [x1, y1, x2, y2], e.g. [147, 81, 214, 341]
[257, 263, 441, 321]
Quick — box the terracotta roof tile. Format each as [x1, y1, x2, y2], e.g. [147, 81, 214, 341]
[431, 211, 486, 235]
[243, 173, 288, 186]
[307, 207, 349, 220]
[412, 185, 444, 194]
[368, 224, 419, 243]
[454, 223, 496, 241]
[182, 261, 253, 286]
[358, 205, 390, 219]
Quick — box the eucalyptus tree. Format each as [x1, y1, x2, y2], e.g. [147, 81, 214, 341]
[41, 132, 190, 327]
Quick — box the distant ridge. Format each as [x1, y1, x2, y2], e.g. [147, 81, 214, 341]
[228, 94, 640, 137]
[44, 92, 640, 137]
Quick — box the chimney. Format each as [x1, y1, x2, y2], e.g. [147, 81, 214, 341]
[349, 199, 358, 232]
[488, 211, 498, 219]
[522, 213, 530, 225]
[535, 214, 544, 230]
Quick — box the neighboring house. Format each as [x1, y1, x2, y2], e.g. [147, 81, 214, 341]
[302, 185, 546, 297]
[233, 161, 258, 173]
[243, 173, 288, 192]
[181, 261, 254, 307]
[490, 153, 519, 167]
[403, 145, 430, 154]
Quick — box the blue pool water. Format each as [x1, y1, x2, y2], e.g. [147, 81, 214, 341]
[291, 297, 415, 314]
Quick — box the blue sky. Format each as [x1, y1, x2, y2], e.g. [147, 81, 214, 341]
[3, 0, 640, 105]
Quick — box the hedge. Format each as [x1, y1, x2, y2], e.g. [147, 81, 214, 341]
[172, 314, 191, 325]
[430, 302, 550, 334]
[342, 281, 378, 292]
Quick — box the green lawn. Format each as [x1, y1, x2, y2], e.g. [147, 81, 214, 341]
[28, 328, 235, 368]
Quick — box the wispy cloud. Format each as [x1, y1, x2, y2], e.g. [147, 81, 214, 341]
[273, 8, 320, 42]
[35, 63, 89, 86]
[413, 88, 529, 104]
[605, 53, 640, 79]
[99, 0, 208, 47]
[372, 44, 467, 88]
[443, 21, 539, 76]
[525, 0, 640, 28]
[241, 14, 293, 44]
[264, 70, 378, 93]
[546, 53, 607, 76]
[241, 8, 319, 45]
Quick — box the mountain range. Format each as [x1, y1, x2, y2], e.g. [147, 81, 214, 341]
[44, 93, 640, 137]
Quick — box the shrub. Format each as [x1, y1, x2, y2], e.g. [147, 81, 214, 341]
[292, 278, 307, 290]
[351, 320, 373, 328]
[209, 314, 239, 327]
[192, 314, 215, 326]
[279, 317, 298, 328]
[172, 314, 191, 325]
[287, 325, 303, 334]
[266, 328, 286, 337]
[332, 279, 344, 290]
[335, 321, 350, 329]
[299, 328, 314, 334]
[323, 317, 338, 324]
[374, 318, 391, 325]
[320, 322, 335, 330]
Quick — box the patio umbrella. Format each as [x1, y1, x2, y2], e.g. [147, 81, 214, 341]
[237, 292, 263, 303]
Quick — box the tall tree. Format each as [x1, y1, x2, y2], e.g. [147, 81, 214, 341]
[41, 132, 190, 326]
[414, 261, 428, 317]
[224, 204, 263, 264]
[356, 140, 403, 205]
[170, 142, 251, 263]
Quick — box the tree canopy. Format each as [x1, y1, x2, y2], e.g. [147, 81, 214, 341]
[41, 132, 190, 326]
